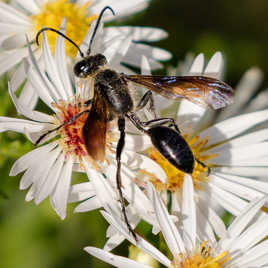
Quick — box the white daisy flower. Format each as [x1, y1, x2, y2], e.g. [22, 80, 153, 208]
[70, 52, 268, 247]
[0, 0, 171, 107]
[85, 177, 268, 268]
[0, 18, 169, 220]
[123, 53, 268, 240]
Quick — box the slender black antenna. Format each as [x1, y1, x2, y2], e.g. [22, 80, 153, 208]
[35, 27, 85, 58]
[87, 6, 115, 55]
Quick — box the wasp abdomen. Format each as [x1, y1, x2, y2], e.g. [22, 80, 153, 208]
[147, 126, 195, 174]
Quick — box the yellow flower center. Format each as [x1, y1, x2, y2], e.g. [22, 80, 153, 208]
[172, 242, 230, 268]
[141, 135, 217, 192]
[31, 0, 97, 57]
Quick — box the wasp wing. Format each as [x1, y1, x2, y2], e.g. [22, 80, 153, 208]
[83, 89, 109, 162]
[125, 75, 234, 109]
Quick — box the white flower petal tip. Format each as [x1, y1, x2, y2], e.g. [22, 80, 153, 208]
[141, 55, 151, 75]
[84, 246, 152, 268]
[204, 51, 223, 78]
[189, 53, 205, 74]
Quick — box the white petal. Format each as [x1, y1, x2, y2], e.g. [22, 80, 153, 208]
[0, 117, 44, 134]
[218, 172, 268, 194]
[0, 22, 29, 34]
[55, 19, 73, 98]
[151, 184, 185, 257]
[207, 183, 248, 216]
[0, 2, 31, 25]
[195, 206, 217, 243]
[2, 33, 28, 50]
[177, 99, 207, 132]
[141, 55, 151, 75]
[41, 31, 68, 100]
[104, 35, 132, 65]
[244, 89, 268, 113]
[84, 247, 151, 268]
[233, 240, 268, 267]
[236, 254, 268, 268]
[103, 233, 126, 252]
[19, 145, 61, 190]
[188, 53, 204, 74]
[16, 82, 39, 111]
[10, 142, 58, 176]
[197, 197, 227, 239]
[204, 51, 223, 79]
[181, 175, 196, 251]
[211, 173, 267, 201]
[35, 153, 65, 204]
[227, 196, 267, 238]
[26, 41, 57, 109]
[83, 160, 120, 215]
[217, 166, 268, 177]
[51, 156, 73, 219]
[0, 47, 28, 76]
[119, 134, 151, 152]
[120, 153, 167, 183]
[206, 128, 268, 154]
[26, 63, 55, 110]
[122, 43, 171, 69]
[91, 0, 149, 21]
[103, 26, 168, 43]
[217, 67, 263, 121]
[27, 147, 62, 202]
[12, 0, 40, 14]
[101, 210, 171, 267]
[199, 109, 268, 146]
[209, 142, 268, 166]
[68, 182, 95, 203]
[74, 196, 101, 212]
[8, 82, 53, 122]
[227, 215, 268, 253]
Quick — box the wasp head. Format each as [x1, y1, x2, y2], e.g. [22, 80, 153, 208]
[73, 54, 107, 78]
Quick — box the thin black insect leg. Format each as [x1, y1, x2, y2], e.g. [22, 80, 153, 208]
[136, 91, 156, 118]
[116, 117, 137, 241]
[126, 112, 147, 133]
[127, 112, 180, 134]
[35, 109, 90, 145]
[141, 117, 181, 133]
[196, 159, 211, 176]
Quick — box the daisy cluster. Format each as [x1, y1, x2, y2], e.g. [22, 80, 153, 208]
[0, 1, 268, 267]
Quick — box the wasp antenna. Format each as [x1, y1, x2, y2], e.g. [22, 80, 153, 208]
[35, 27, 85, 58]
[87, 6, 115, 55]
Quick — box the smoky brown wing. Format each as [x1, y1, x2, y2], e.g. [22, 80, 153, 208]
[83, 91, 108, 162]
[126, 75, 234, 109]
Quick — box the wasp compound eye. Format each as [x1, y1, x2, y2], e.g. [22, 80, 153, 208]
[73, 60, 91, 78]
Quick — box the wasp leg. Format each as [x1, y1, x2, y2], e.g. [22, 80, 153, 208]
[141, 117, 180, 133]
[196, 159, 211, 176]
[136, 91, 156, 119]
[116, 117, 137, 241]
[35, 109, 90, 145]
[127, 112, 180, 133]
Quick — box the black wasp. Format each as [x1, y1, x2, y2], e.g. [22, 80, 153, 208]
[35, 6, 234, 240]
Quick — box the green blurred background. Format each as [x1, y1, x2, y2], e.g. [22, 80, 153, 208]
[0, 0, 267, 267]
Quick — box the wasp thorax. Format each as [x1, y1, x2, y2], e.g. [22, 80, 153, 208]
[73, 54, 107, 78]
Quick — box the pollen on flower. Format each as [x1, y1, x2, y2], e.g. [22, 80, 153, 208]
[52, 97, 112, 170]
[53, 98, 89, 162]
[141, 134, 217, 192]
[171, 241, 230, 268]
[31, 0, 97, 57]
